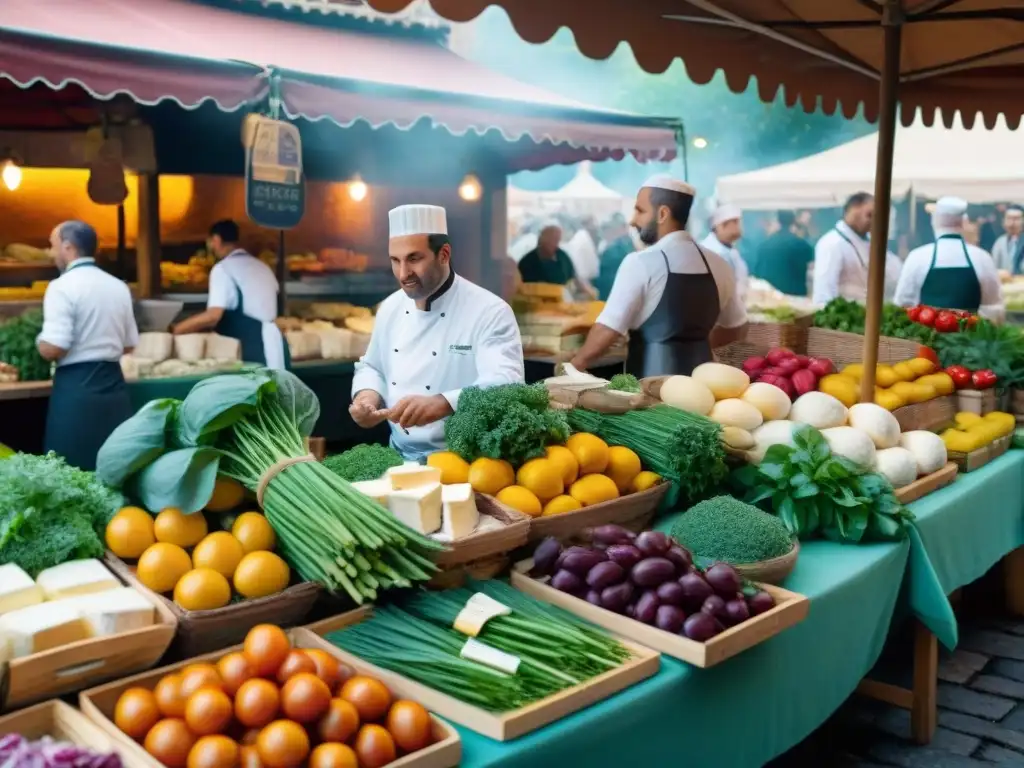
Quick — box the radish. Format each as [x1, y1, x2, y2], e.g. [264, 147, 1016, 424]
[807, 357, 835, 377]
[765, 348, 794, 366]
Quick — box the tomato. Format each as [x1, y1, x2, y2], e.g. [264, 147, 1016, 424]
[235, 679, 281, 729]
[280, 673, 332, 723]
[256, 720, 310, 768]
[907, 305, 923, 322]
[340, 676, 392, 722]
[155, 674, 189, 719]
[917, 307, 937, 326]
[934, 310, 960, 333]
[187, 735, 239, 768]
[244, 625, 291, 678]
[276, 651, 316, 685]
[317, 698, 360, 743]
[304, 649, 343, 692]
[386, 700, 433, 753]
[239, 745, 263, 768]
[967, 315, 979, 328]
[217, 653, 256, 697]
[354, 725, 396, 768]
[145, 719, 197, 768]
[972, 369, 998, 389]
[309, 743, 358, 768]
[917, 346, 940, 365]
[945, 365, 972, 389]
[180, 665, 224, 699]
[114, 687, 161, 742]
[184, 687, 234, 736]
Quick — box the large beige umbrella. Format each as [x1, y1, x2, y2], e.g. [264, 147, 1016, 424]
[366, 0, 1024, 398]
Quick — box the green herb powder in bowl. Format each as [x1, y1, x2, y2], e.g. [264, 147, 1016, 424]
[671, 495, 795, 564]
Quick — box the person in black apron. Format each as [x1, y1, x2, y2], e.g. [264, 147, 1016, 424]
[918, 234, 982, 311]
[213, 280, 291, 368]
[38, 221, 135, 471]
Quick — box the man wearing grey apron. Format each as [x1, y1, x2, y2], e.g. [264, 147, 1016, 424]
[570, 174, 748, 377]
[37, 221, 137, 470]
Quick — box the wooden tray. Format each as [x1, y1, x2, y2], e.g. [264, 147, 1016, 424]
[104, 552, 320, 660]
[0, 700, 155, 767]
[957, 389, 1001, 416]
[948, 434, 1013, 472]
[895, 462, 959, 504]
[892, 395, 956, 432]
[304, 609, 660, 741]
[510, 561, 808, 668]
[1, 573, 176, 712]
[79, 625, 461, 768]
[522, 481, 670, 543]
[433, 494, 530, 569]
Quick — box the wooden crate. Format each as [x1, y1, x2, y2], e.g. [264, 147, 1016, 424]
[3, 575, 177, 712]
[0, 700, 155, 767]
[895, 462, 958, 504]
[79, 625, 461, 768]
[957, 389, 1001, 416]
[948, 434, 1013, 472]
[304, 609, 660, 741]
[524, 482, 670, 543]
[510, 562, 808, 668]
[892, 395, 956, 433]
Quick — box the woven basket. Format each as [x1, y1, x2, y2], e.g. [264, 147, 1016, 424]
[713, 341, 769, 369]
[432, 494, 530, 569]
[733, 541, 800, 586]
[806, 327, 920, 368]
[892, 395, 956, 432]
[745, 315, 813, 353]
[104, 553, 321, 659]
[524, 481, 669, 543]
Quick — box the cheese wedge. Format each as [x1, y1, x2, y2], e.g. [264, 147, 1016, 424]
[440, 483, 480, 540]
[35, 559, 119, 601]
[0, 599, 90, 658]
[0, 563, 44, 616]
[387, 483, 442, 534]
[351, 478, 392, 505]
[74, 588, 155, 637]
[386, 463, 442, 491]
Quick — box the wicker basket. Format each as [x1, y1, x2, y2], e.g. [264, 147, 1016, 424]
[432, 495, 530, 571]
[745, 315, 813, 353]
[733, 541, 800, 585]
[806, 327, 920, 368]
[524, 481, 670, 543]
[892, 395, 956, 432]
[104, 553, 321, 659]
[713, 341, 769, 369]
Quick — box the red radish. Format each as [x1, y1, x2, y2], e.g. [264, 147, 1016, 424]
[807, 357, 835, 377]
[765, 348, 794, 366]
[759, 375, 795, 399]
[742, 357, 767, 376]
[762, 366, 786, 377]
[794, 355, 810, 368]
[777, 357, 803, 376]
[791, 369, 817, 396]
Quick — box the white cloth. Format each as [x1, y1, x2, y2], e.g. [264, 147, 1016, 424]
[700, 233, 749, 306]
[597, 230, 747, 334]
[992, 233, 1022, 272]
[812, 220, 873, 304]
[509, 233, 538, 263]
[389, 204, 447, 237]
[207, 249, 286, 370]
[563, 229, 599, 282]
[38, 259, 139, 367]
[894, 230, 1004, 322]
[352, 274, 525, 461]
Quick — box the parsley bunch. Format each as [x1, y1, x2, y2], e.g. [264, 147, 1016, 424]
[323, 443, 404, 482]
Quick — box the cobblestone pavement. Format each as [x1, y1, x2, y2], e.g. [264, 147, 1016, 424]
[769, 617, 1024, 767]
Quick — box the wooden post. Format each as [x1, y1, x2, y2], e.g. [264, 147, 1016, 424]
[135, 173, 161, 299]
[859, 2, 903, 402]
[911, 621, 939, 744]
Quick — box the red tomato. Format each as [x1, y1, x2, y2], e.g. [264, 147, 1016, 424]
[917, 307, 937, 327]
[917, 346, 939, 365]
[967, 315, 979, 328]
[945, 365, 971, 389]
[907, 306, 923, 322]
[971, 369, 998, 390]
[934, 310, 960, 333]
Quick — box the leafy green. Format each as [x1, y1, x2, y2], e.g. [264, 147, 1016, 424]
[174, 370, 275, 447]
[670, 495, 794, 563]
[813, 299, 938, 346]
[0, 452, 124, 576]
[267, 369, 320, 438]
[96, 398, 180, 487]
[129, 447, 222, 514]
[323, 444, 403, 483]
[729, 424, 913, 543]
[0, 309, 50, 382]
[607, 373, 641, 393]
[444, 383, 570, 466]
[935, 320, 1024, 388]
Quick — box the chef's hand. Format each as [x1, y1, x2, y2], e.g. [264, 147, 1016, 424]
[385, 395, 453, 429]
[349, 391, 387, 428]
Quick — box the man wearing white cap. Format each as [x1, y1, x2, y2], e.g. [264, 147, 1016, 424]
[569, 174, 748, 377]
[812, 192, 877, 305]
[700, 203, 749, 306]
[349, 204, 525, 461]
[895, 196, 1003, 320]
[992, 206, 1024, 274]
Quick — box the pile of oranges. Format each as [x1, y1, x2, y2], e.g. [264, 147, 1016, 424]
[111, 624, 435, 768]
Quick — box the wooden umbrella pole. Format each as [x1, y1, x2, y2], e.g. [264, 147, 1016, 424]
[860, 1, 904, 403]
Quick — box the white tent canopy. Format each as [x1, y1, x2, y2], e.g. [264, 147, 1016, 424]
[715, 115, 1024, 211]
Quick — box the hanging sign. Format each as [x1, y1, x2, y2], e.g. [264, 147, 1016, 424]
[244, 115, 305, 229]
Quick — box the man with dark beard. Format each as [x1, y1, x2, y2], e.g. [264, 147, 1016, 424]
[349, 204, 525, 461]
[569, 175, 747, 377]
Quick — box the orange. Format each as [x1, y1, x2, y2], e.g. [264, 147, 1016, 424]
[154, 508, 209, 548]
[565, 433, 610, 475]
[495, 485, 542, 518]
[231, 512, 277, 554]
[192, 532, 245, 578]
[206, 475, 245, 513]
[426, 451, 470, 484]
[541, 495, 582, 517]
[233, 551, 290, 600]
[173, 568, 231, 611]
[515, 458, 564, 503]
[137, 542, 192, 594]
[605, 446, 642, 493]
[105, 507, 155, 560]
[544, 445, 580, 486]
[467, 457, 515, 495]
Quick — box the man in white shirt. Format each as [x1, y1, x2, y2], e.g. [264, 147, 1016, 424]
[992, 207, 1023, 274]
[349, 204, 525, 461]
[812, 192, 880, 305]
[564, 216, 601, 287]
[171, 220, 287, 369]
[37, 220, 138, 470]
[570, 175, 748, 377]
[895, 196, 1003, 321]
[701, 203, 749, 306]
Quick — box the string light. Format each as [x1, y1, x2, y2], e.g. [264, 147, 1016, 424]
[348, 175, 367, 202]
[458, 173, 481, 202]
[692, 137, 709, 150]
[2, 160, 21, 191]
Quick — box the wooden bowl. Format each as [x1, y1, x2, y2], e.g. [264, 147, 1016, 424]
[733, 540, 800, 585]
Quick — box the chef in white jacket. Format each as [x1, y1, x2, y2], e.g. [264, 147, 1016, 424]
[812, 192, 888, 305]
[350, 204, 526, 461]
[700, 203, 749, 306]
[895, 196, 1003, 321]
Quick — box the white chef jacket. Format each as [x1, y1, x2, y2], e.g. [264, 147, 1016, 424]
[812, 221, 874, 304]
[38, 258, 139, 367]
[894, 229, 1004, 322]
[597, 230, 747, 334]
[207, 250, 286, 370]
[352, 273, 526, 461]
[563, 229, 600, 282]
[700, 233, 749, 306]
[993, 233, 1022, 273]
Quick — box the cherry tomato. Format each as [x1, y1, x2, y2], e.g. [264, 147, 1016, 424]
[945, 365, 971, 389]
[917, 307, 937, 327]
[934, 310, 960, 333]
[917, 345, 939, 366]
[907, 305, 923, 322]
[971, 369, 998, 390]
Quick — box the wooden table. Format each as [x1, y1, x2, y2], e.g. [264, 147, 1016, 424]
[0, 380, 52, 400]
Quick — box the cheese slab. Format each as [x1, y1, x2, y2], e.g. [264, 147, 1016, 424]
[387, 482, 442, 534]
[440, 483, 479, 540]
[0, 563, 44, 615]
[74, 587, 155, 637]
[36, 559, 119, 601]
[386, 463, 442, 490]
[0, 599, 90, 658]
[351, 478, 392, 505]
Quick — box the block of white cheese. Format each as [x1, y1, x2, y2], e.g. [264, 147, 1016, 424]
[73, 587, 156, 637]
[36, 559, 119, 601]
[387, 482, 442, 535]
[0, 563, 44, 616]
[0, 599, 90, 658]
[135, 332, 173, 363]
[205, 333, 242, 361]
[351, 478, 392, 506]
[440, 483, 480, 540]
[386, 463, 442, 491]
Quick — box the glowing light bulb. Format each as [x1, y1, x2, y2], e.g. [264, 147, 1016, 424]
[692, 136, 708, 150]
[458, 174, 481, 202]
[348, 175, 367, 202]
[2, 161, 22, 191]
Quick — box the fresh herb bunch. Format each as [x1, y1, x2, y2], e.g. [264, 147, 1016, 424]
[671, 495, 795, 564]
[0, 309, 50, 381]
[323, 443, 403, 482]
[0, 452, 124, 576]
[607, 373, 641, 393]
[444, 382, 570, 466]
[730, 424, 913, 543]
[935, 319, 1024, 388]
[813, 299, 938, 346]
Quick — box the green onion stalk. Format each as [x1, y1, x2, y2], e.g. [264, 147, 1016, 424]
[217, 398, 443, 604]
